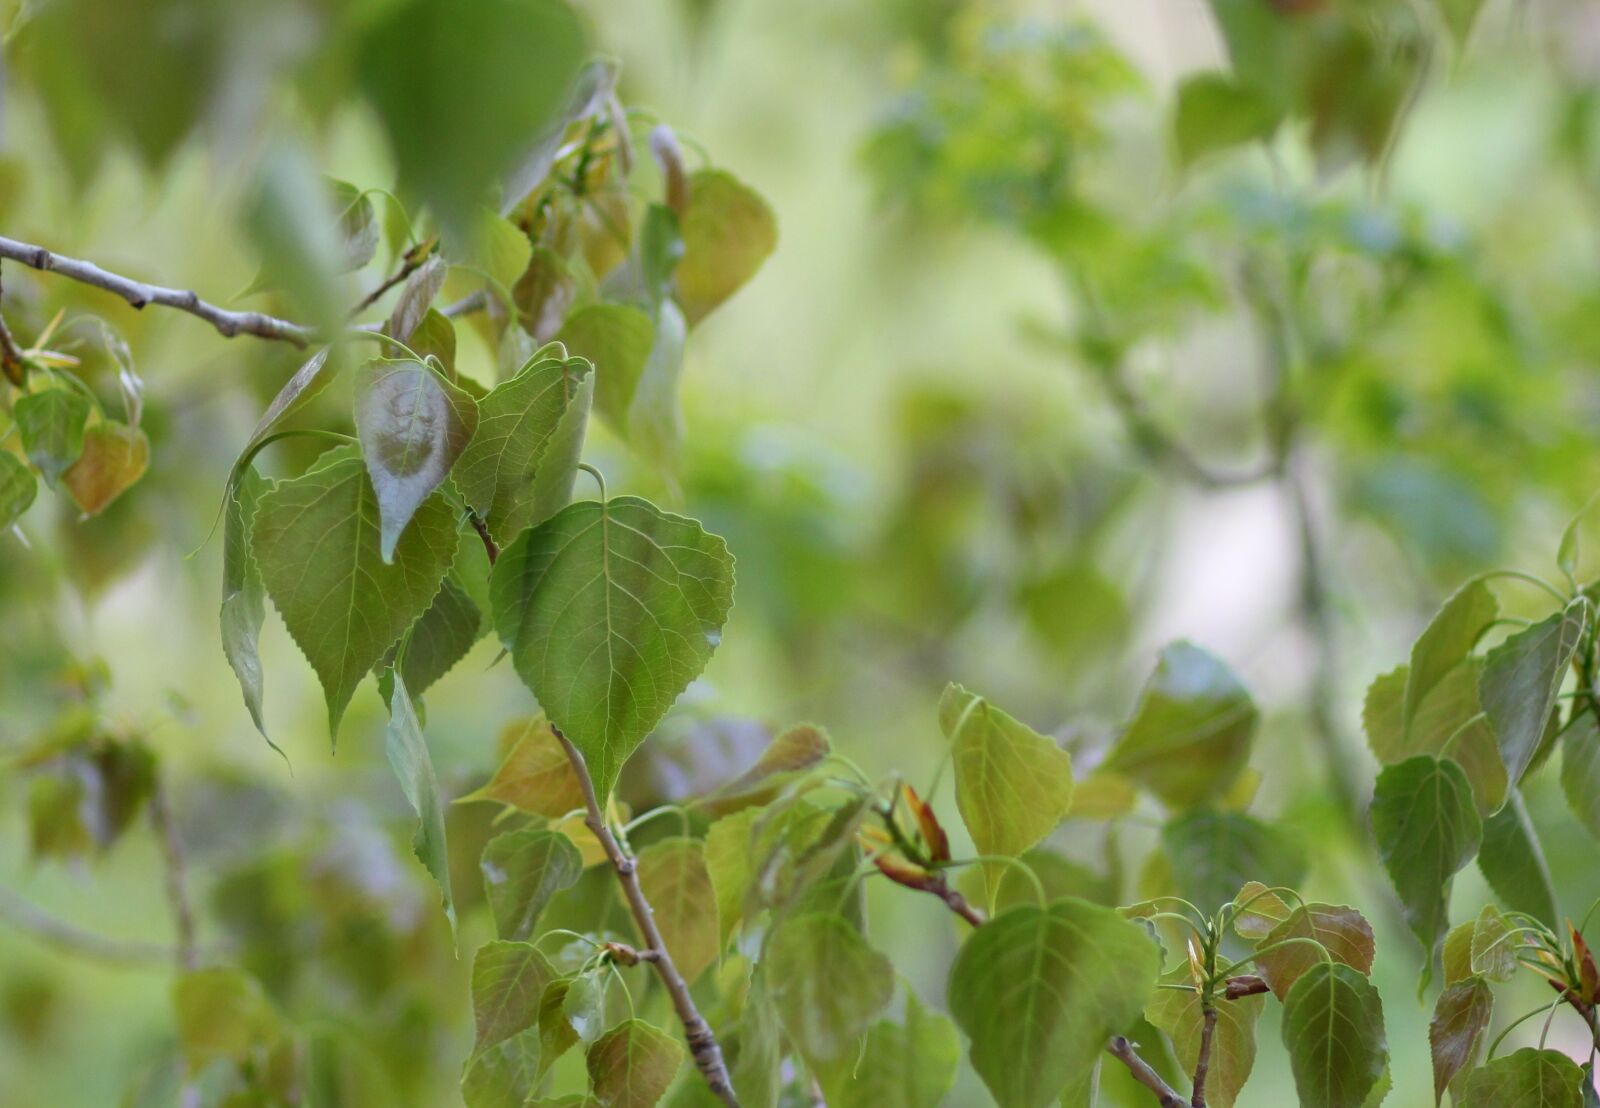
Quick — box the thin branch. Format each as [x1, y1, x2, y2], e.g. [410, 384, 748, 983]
[350, 241, 434, 317]
[1190, 1004, 1219, 1108]
[555, 729, 740, 1106]
[0, 262, 26, 385]
[148, 777, 198, 972]
[0, 886, 190, 967]
[442, 290, 488, 319]
[0, 234, 311, 348]
[467, 508, 500, 566]
[1109, 1035, 1187, 1108]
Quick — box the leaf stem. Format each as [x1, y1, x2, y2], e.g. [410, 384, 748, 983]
[578, 462, 608, 501]
[554, 728, 739, 1106]
[1479, 569, 1572, 605]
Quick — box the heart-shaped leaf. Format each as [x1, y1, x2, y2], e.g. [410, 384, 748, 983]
[1147, 971, 1264, 1108]
[1371, 755, 1481, 968]
[1480, 599, 1587, 785]
[480, 828, 582, 941]
[1161, 810, 1305, 915]
[767, 912, 894, 1064]
[676, 169, 777, 325]
[462, 714, 587, 818]
[1405, 579, 1498, 732]
[1458, 1047, 1584, 1107]
[819, 989, 960, 1108]
[1255, 903, 1375, 999]
[555, 303, 654, 432]
[15, 387, 89, 487]
[220, 466, 271, 746]
[1280, 962, 1388, 1108]
[586, 1018, 684, 1108]
[634, 836, 719, 984]
[490, 495, 735, 801]
[62, 421, 148, 515]
[0, 451, 37, 529]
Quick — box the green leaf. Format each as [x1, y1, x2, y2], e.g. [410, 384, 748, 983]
[221, 466, 271, 746]
[172, 967, 282, 1071]
[1160, 810, 1305, 915]
[1429, 976, 1492, 1105]
[332, 179, 381, 273]
[627, 300, 687, 466]
[1479, 599, 1588, 784]
[1147, 973, 1264, 1108]
[562, 971, 607, 1045]
[1279, 962, 1388, 1108]
[676, 169, 777, 325]
[940, 683, 1073, 889]
[515, 247, 578, 343]
[538, 977, 580, 1075]
[454, 354, 593, 543]
[635, 836, 719, 983]
[0, 450, 37, 530]
[703, 723, 832, 813]
[15, 387, 89, 487]
[480, 828, 582, 941]
[1255, 904, 1375, 1000]
[238, 347, 336, 465]
[705, 807, 761, 944]
[247, 146, 349, 333]
[385, 671, 456, 938]
[1434, 0, 1488, 45]
[490, 496, 735, 801]
[555, 303, 655, 433]
[733, 972, 782, 1108]
[470, 940, 558, 1053]
[409, 308, 458, 375]
[586, 1018, 685, 1108]
[1458, 1047, 1584, 1107]
[354, 357, 479, 562]
[1478, 788, 1559, 928]
[1232, 881, 1293, 940]
[1406, 579, 1498, 732]
[463, 714, 586, 818]
[388, 542, 488, 696]
[61, 421, 148, 516]
[463, 1029, 542, 1108]
[1561, 710, 1600, 840]
[639, 203, 684, 306]
[357, 0, 586, 231]
[1363, 661, 1506, 815]
[1173, 72, 1277, 166]
[254, 448, 457, 740]
[1370, 755, 1481, 966]
[767, 912, 894, 1064]
[1103, 641, 1257, 808]
[820, 990, 960, 1108]
[1466, 904, 1520, 982]
[948, 898, 1160, 1108]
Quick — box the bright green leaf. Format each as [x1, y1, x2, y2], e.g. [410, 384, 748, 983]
[1363, 661, 1506, 815]
[1173, 72, 1277, 167]
[1148, 972, 1264, 1108]
[15, 387, 89, 487]
[172, 967, 282, 1071]
[820, 990, 960, 1108]
[676, 169, 777, 325]
[1161, 810, 1305, 915]
[1406, 579, 1498, 733]
[555, 303, 655, 433]
[767, 912, 894, 1064]
[0, 451, 37, 530]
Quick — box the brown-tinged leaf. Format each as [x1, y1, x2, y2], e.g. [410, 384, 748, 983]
[1429, 976, 1492, 1105]
[463, 714, 586, 818]
[61, 421, 148, 515]
[1256, 904, 1375, 1000]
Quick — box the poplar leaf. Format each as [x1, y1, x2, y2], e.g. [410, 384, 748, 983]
[490, 496, 736, 801]
[1405, 579, 1498, 733]
[463, 714, 586, 818]
[454, 354, 592, 542]
[1256, 904, 1375, 1000]
[1479, 599, 1588, 785]
[354, 357, 479, 562]
[948, 898, 1160, 1108]
[820, 990, 960, 1108]
[1232, 881, 1293, 940]
[1429, 976, 1492, 1105]
[172, 968, 282, 1070]
[1458, 1047, 1583, 1107]
[61, 421, 148, 515]
[220, 466, 270, 744]
[1467, 904, 1520, 982]
[1478, 789, 1559, 928]
[1161, 810, 1305, 915]
[238, 347, 335, 464]
[635, 836, 719, 983]
[555, 303, 654, 432]
[734, 973, 782, 1108]
[470, 941, 558, 1052]
[627, 299, 686, 466]
[254, 448, 457, 740]
[1363, 661, 1506, 815]
[703, 723, 831, 812]
[1104, 641, 1257, 808]
[586, 1019, 684, 1108]
[0, 451, 36, 529]
[387, 557, 486, 696]
[1280, 962, 1388, 1108]
[480, 828, 582, 941]
[1147, 972, 1264, 1108]
[15, 387, 89, 487]
[767, 912, 894, 1064]
[385, 671, 455, 939]
[462, 1030, 542, 1108]
[1370, 755, 1481, 966]
[705, 807, 761, 943]
[940, 683, 1073, 876]
[1560, 710, 1600, 840]
[676, 169, 777, 325]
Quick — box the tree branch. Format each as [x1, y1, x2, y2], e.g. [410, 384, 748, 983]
[0, 234, 311, 348]
[556, 729, 740, 1107]
[1109, 1035, 1187, 1108]
[0, 262, 26, 385]
[1190, 1004, 1219, 1107]
[0, 886, 193, 967]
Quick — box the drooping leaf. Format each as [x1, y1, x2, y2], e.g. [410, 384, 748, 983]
[463, 714, 587, 818]
[1255, 904, 1376, 1000]
[1458, 1047, 1584, 1107]
[767, 912, 894, 1064]
[675, 169, 777, 325]
[1363, 660, 1506, 814]
[1370, 755, 1481, 967]
[409, 309, 457, 375]
[1561, 710, 1600, 840]
[586, 1019, 685, 1108]
[1279, 962, 1388, 1108]
[1147, 972, 1264, 1108]
[385, 671, 455, 939]
[734, 972, 782, 1108]
[238, 346, 336, 464]
[1479, 600, 1588, 785]
[1442, 921, 1476, 985]
[1478, 789, 1559, 928]
[490, 496, 736, 802]
[820, 990, 960, 1108]
[948, 898, 1160, 1108]
[1173, 72, 1277, 167]
[1103, 641, 1257, 808]
[61, 421, 148, 515]
[0, 451, 37, 530]
[454, 354, 593, 542]
[480, 828, 583, 941]
[14, 387, 89, 487]
[354, 357, 479, 562]
[387, 539, 488, 695]
[635, 836, 720, 983]
[357, 0, 586, 230]
[1406, 579, 1498, 732]
[940, 683, 1073, 891]
[254, 447, 457, 739]
[515, 247, 578, 343]
[1429, 975, 1492, 1105]
[538, 978, 580, 1076]
[1160, 810, 1305, 915]
[555, 303, 654, 432]
[331, 179, 381, 273]
[220, 466, 271, 744]
[705, 807, 761, 944]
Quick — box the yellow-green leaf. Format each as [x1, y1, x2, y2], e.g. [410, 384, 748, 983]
[635, 836, 719, 983]
[676, 169, 777, 325]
